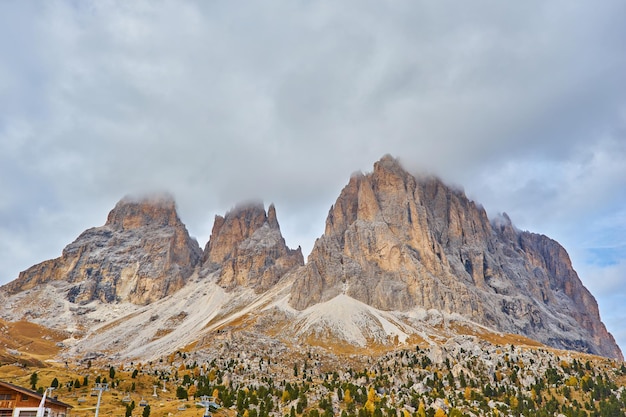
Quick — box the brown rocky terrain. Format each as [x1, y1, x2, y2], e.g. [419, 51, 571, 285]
[2, 194, 202, 305]
[289, 155, 622, 360]
[202, 203, 304, 293]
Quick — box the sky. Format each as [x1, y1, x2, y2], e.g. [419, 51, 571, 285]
[1, 1, 625, 353]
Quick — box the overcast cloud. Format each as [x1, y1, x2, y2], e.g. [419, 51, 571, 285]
[1, 1, 625, 351]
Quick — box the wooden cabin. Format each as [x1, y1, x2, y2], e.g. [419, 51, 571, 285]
[0, 381, 72, 417]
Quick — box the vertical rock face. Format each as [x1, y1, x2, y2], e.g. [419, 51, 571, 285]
[3, 195, 202, 305]
[289, 155, 623, 360]
[202, 202, 304, 292]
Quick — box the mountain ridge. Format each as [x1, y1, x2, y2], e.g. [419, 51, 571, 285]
[0, 155, 621, 362]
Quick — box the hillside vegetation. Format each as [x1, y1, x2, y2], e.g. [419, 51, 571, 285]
[2, 337, 625, 417]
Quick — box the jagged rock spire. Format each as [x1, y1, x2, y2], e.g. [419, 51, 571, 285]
[202, 202, 303, 292]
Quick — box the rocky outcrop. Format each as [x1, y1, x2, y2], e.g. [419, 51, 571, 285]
[515, 231, 620, 359]
[202, 203, 303, 292]
[2, 195, 202, 305]
[289, 155, 623, 360]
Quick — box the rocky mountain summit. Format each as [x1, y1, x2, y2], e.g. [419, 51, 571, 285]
[2, 194, 202, 305]
[289, 155, 622, 360]
[202, 203, 304, 293]
[0, 155, 622, 363]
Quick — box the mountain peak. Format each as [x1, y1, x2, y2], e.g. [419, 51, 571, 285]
[374, 153, 404, 172]
[2, 194, 201, 305]
[202, 202, 303, 292]
[290, 156, 623, 360]
[203, 202, 268, 266]
[268, 203, 279, 229]
[106, 194, 179, 230]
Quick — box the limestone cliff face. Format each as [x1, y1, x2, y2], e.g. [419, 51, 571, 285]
[3, 195, 202, 305]
[289, 155, 623, 360]
[515, 231, 620, 358]
[202, 203, 303, 292]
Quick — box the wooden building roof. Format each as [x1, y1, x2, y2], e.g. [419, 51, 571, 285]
[0, 381, 73, 409]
